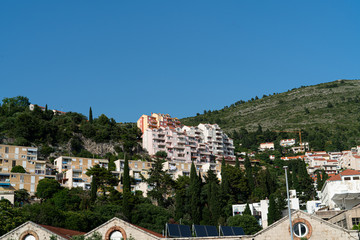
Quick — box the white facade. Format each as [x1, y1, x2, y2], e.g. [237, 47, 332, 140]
[306, 200, 322, 214]
[321, 169, 360, 210]
[259, 142, 274, 151]
[142, 124, 235, 163]
[280, 139, 296, 147]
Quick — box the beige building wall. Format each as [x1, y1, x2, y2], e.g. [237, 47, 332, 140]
[253, 211, 358, 240]
[0, 172, 55, 195]
[0, 222, 67, 240]
[85, 218, 161, 240]
[0, 144, 43, 173]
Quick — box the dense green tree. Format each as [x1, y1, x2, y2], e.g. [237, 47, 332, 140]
[11, 165, 26, 173]
[122, 158, 132, 220]
[14, 189, 30, 207]
[243, 203, 251, 215]
[36, 178, 62, 201]
[89, 107, 93, 123]
[174, 175, 190, 221]
[90, 176, 98, 202]
[142, 158, 174, 207]
[131, 203, 171, 234]
[244, 155, 254, 192]
[227, 214, 262, 235]
[0, 200, 25, 235]
[155, 151, 167, 159]
[86, 164, 119, 196]
[189, 162, 202, 224]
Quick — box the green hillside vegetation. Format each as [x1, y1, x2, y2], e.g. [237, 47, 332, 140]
[0, 96, 142, 161]
[182, 79, 360, 151]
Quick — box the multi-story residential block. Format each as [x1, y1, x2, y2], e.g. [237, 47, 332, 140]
[143, 124, 235, 163]
[339, 148, 360, 170]
[259, 142, 274, 151]
[54, 156, 108, 189]
[54, 156, 108, 172]
[321, 169, 360, 210]
[0, 172, 55, 195]
[137, 113, 182, 133]
[196, 123, 235, 157]
[280, 139, 296, 147]
[0, 144, 48, 175]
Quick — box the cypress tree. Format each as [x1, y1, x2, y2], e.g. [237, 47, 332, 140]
[89, 107, 93, 123]
[123, 158, 131, 220]
[235, 157, 240, 169]
[221, 158, 229, 191]
[316, 171, 322, 190]
[267, 194, 276, 225]
[90, 176, 98, 202]
[243, 203, 252, 215]
[45, 104, 48, 112]
[320, 169, 329, 189]
[244, 154, 254, 192]
[190, 162, 201, 224]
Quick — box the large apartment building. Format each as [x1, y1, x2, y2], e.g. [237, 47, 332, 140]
[54, 156, 109, 189]
[137, 113, 182, 133]
[0, 144, 48, 175]
[0, 172, 55, 195]
[143, 124, 235, 163]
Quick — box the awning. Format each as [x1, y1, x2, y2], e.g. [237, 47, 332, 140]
[0, 183, 11, 186]
[332, 192, 360, 201]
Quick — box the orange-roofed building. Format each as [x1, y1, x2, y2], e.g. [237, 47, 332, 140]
[321, 169, 360, 210]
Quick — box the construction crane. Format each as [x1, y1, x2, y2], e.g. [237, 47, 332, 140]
[273, 129, 304, 151]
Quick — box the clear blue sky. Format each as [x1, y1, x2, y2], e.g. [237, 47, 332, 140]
[1, 1, 359, 122]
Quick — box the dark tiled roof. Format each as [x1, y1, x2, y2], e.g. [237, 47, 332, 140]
[39, 224, 85, 239]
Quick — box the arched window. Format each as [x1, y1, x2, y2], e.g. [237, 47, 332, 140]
[110, 230, 123, 240]
[24, 235, 36, 240]
[293, 222, 308, 238]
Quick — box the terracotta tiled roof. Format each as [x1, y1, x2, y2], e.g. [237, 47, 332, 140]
[39, 224, 85, 239]
[327, 174, 341, 181]
[339, 169, 360, 176]
[132, 224, 166, 238]
[327, 169, 360, 182]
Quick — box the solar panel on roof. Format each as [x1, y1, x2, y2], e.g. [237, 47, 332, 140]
[194, 225, 207, 237]
[220, 226, 235, 236]
[167, 224, 181, 237]
[179, 224, 192, 237]
[205, 225, 218, 236]
[232, 226, 245, 235]
[167, 224, 192, 238]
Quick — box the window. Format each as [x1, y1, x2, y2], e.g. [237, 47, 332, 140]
[354, 177, 360, 180]
[293, 222, 308, 238]
[344, 177, 351, 181]
[5, 147, 9, 153]
[352, 218, 360, 225]
[24, 234, 36, 240]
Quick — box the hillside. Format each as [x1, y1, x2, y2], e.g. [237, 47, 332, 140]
[0, 97, 143, 161]
[181, 79, 360, 150]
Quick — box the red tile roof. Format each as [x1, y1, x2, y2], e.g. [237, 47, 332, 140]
[327, 169, 360, 182]
[39, 224, 85, 239]
[132, 224, 165, 238]
[339, 169, 360, 176]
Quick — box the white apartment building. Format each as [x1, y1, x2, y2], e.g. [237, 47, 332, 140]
[339, 147, 360, 170]
[259, 142, 274, 151]
[321, 169, 360, 210]
[196, 123, 235, 157]
[280, 139, 296, 147]
[142, 124, 235, 163]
